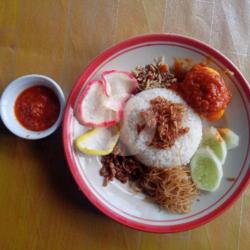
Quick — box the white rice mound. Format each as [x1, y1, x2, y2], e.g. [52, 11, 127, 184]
[120, 88, 202, 168]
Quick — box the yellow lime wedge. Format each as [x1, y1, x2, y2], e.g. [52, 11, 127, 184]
[75, 125, 120, 155]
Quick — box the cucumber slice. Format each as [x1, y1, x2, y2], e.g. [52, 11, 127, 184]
[218, 128, 239, 150]
[202, 127, 227, 164]
[191, 147, 223, 192]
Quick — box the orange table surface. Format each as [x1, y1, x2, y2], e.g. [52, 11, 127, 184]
[0, 1, 249, 249]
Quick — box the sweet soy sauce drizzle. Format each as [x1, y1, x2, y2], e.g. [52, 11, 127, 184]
[14, 85, 60, 131]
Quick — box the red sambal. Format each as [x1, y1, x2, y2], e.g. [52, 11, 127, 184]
[177, 64, 232, 121]
[14, 86, 60, 131]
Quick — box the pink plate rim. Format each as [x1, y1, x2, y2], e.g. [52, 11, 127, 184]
[62, 33, 250, 233]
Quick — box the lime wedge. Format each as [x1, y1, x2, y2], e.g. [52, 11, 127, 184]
[191, 147, 223, 191]
[202, 127, 227, 164]
[75, 126, 120, 155]
[218, 128, 239, 150]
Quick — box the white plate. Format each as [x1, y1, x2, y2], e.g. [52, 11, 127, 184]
[63, 34, 250, 233]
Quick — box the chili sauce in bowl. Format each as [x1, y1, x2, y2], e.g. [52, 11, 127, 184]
[0, 74, 65, 139]
[14, 86, 60, 131]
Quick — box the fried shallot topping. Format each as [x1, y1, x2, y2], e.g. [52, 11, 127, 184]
[140, 97, 189, 149]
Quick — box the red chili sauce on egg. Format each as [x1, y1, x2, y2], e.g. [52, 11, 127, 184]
[177, 65, 232, 121]
[14, 86, 60, 131]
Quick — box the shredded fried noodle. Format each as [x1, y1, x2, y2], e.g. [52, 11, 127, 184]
[138, 166, 198, 213]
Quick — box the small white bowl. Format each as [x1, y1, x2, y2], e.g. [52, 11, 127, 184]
[0, 74, 65, 139]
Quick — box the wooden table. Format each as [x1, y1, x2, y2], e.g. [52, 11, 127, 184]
[0, 1, 249, 249]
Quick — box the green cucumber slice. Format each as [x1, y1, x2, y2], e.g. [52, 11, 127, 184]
[202, 127, 227, 164]
[218, 128, 239, 150]
[191, 147, 223, 192]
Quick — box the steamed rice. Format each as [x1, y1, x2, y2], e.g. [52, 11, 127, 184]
[120, 88, 202, 168]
